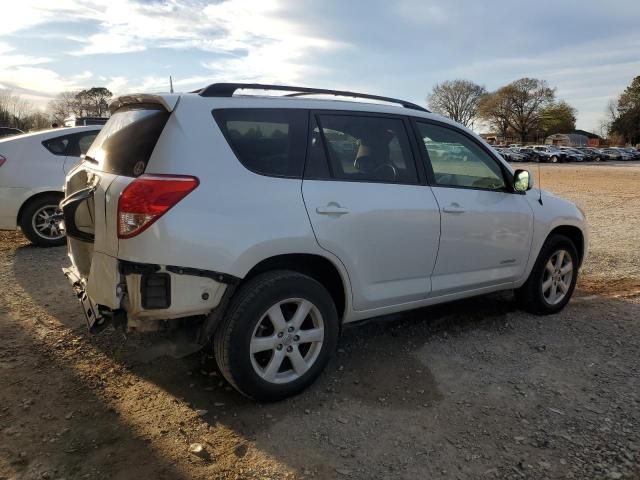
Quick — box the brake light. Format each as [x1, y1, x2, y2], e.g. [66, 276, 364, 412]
[118, 174, 199, 239]
[0, 155, 6, 168]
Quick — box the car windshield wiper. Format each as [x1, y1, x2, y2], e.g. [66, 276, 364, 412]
[81, 154, 98, 164]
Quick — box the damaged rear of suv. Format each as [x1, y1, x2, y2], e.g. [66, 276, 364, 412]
[62, 94, 233, 336]
[62, 84, 587, 402]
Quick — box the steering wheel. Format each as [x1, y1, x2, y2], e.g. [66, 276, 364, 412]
[373, 163, 398, 181]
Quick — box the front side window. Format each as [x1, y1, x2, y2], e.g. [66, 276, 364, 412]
[213, 109, 308, 178]
[416, 122, 506, 191]
[312, 114, 418, 184]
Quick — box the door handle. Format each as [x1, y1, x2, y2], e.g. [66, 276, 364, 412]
[442, 203, 465, 214]
[316, 203, 350, 215]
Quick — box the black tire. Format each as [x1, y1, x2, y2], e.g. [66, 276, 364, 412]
[515, 234, 579, 315]
[213, 270, 339, 402]
[550, 155, 559, 164]
[19, 194, 65, 247]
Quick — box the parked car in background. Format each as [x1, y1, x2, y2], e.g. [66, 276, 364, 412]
[599, 148, 623, 161]
[495, 147, 526, 162]
[576, 147, 602, 161]
[608, 147, 634, 161]
[0, 127, 24, 138]
[60, 83, 588, 401]
[621, 147, 640, 160]
[0, 125, 101, 246]
[515, 147, 538, 162]
[559, 147, 587, 162]
[533, 145, 567, 163]
[63, 116, 109, 127]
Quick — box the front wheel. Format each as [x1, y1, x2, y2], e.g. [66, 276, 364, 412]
[213, 270, 339, 401]
[550, 155, 559, 164]
[515, 234, 579, 315]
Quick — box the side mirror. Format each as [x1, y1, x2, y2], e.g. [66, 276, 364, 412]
[513, 169, 533, 192]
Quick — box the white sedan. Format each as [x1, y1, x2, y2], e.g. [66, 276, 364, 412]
[0, 126, 101, 246]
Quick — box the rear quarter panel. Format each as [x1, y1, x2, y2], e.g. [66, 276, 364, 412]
[0, 134, 67, 228]
[114, 96, 336, 279]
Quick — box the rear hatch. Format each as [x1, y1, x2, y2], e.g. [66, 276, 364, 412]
[63, 97, 175, 280]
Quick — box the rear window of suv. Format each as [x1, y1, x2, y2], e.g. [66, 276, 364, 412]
[213, 108, 308, 178]
[86, 104, 170, 177]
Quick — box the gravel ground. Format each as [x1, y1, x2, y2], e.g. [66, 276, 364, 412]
[1, 163, 639, 480]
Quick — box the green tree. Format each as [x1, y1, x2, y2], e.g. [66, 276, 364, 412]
[539, 100, 577, 135]
[75, 87, 112, 117]
[610, 75, 640, 145]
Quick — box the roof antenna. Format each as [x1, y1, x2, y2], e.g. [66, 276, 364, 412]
[169, 75, 174, 93]
[537, 157, 543, 205]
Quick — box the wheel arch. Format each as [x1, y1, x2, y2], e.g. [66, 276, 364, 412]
[242, 253, 349, 321]
[17, 190, 64, 225]
[547, 225, 585, 267]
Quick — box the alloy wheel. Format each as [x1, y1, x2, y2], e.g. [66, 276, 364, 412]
[250, 298, 325, 384]
[541, 249, 574, 305]
[31, 205, 64, 240]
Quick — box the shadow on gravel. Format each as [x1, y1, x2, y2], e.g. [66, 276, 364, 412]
[0, 312, 190, 480]
[10, 241, 516, 420]
[8, 245, 640, 478]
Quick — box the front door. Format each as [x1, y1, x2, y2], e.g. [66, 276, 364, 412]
[302, 113, 441, 311]
[414, 120, 533, 295]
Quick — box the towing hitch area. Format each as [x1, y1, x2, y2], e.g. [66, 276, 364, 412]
[63, 267, 125, 335]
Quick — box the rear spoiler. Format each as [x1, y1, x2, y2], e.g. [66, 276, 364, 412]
[109, 93, 180, 114]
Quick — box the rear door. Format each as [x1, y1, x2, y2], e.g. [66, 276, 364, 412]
[414, 120, 533, 295]
[63, 105, 171, 275]
[302, 112, 441, 311]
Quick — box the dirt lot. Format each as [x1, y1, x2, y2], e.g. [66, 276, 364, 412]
[1, 163, 639, 480]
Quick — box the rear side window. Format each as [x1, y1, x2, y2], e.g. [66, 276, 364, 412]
[43, 130, 100, 157]
[309, 114, 418, 184]
[43, 136, 70, 155]
[213, 109, 308, 178]
[86, 104, 170, 177]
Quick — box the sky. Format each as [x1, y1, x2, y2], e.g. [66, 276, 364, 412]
[1, 0, 639, 133]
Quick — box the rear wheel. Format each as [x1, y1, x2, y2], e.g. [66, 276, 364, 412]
[515, 234, 579, 315]
[550, 155, 559, 164]
[19, 194, 65, 247]
[214, 270, 339, 401]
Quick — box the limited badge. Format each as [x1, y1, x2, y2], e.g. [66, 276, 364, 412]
[133, 161, 145, 176]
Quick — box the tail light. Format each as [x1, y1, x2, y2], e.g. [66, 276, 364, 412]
[118, 174, 199, 239]
[0, 155, 6, 168]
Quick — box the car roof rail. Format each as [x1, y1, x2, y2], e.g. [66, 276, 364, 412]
[196, 83, 430, 113]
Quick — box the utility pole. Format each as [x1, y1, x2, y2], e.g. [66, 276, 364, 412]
[170, 76, 174, 93]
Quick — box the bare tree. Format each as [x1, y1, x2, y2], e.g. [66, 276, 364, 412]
[427, 80, 487, 127]
[0, 89, 39, 130]
[48, 91, 82, 124]
[504, 78, 555, 143]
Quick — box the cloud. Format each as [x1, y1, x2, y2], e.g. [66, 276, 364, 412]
[0, 42, 51, 70]
[1, 0, 639, 131]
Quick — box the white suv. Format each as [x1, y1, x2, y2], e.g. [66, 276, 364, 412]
[61, 84, 587, 401]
